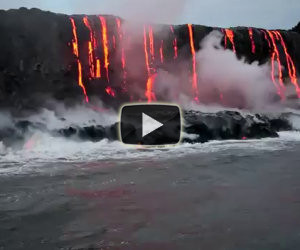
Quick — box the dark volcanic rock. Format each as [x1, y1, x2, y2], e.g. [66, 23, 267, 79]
[182, 111, 290, 143]
[0, 110, 294, 148]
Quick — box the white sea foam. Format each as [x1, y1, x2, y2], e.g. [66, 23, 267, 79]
[0, 131, 300, 176]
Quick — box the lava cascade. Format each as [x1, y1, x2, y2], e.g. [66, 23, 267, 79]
[224, 29, 236, 53]
[116, 18, 127, 91]
[248, 28, 256, 54]
[68, 16, 300, 104]
[266, 30, 285, 98]
[105, 86, 116, 97]
[70, 17, 89, 103]
[274, 31, 300, 97]
[160, 40, 164, 63]
[83, 17, 97, 78]
[144, 25, 157, 102]
[188, 24, 199, 102]
[99, 16, 110, 82]
[170, 26, 178, 59]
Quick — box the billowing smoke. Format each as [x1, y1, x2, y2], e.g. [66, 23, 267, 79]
[195, 31, 276, 110]
[132, 30, 278, 110]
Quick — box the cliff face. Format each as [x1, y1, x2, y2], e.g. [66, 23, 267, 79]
[0, 8, 300, 114]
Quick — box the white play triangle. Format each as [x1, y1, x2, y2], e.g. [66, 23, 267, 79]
[142, 113, 164, 137]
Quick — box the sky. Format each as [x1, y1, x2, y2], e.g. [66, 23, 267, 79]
[0, 0, 299, 29]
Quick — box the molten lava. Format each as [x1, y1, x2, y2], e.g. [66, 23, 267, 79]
[96, 59, 101, 78]
[274, 31, 300, 97]
[105, 86, 116, 97]
[83, 16, 96, 78]
[266, 30, 285, 98]
[248, 28, 256, 54]
[143, 26, 151, 76]
[188, 24, 199, 102]
[145, 74, 157, 103]
[143, 26, 157, 102]
[224, 29, 236, 53]
[170, 25, 178, 59]
[116, 18, 127, 91]
[149, 26, 155, 61]
[160, 40, 164, 63]
[221, 29, 227, 49]
[261, 29, 271, 48]
[99, 16, 110, 82]
[70, 17, 89, 103]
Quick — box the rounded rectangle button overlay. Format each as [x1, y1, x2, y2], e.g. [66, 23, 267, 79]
[120, 103, 182, 146]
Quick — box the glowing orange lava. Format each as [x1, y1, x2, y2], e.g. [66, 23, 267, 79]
[99, 16, 110, 81]
[221, 29, 227, 49]
[70, 17, 89, 103]
[145, 74, 157, 103]
[160, 40, 164, 63]
[261, 29, 271, 48]
[116, 18, 127, 90]
[224, 29, 236, 53]
[83, 16, 96, 78]
[274, 31, 300, 97]
[248, 28, 256, 54]
[170, 25, 178, 59]
[96, 59, 101, 78]
[188, 24, 199, 102]
[143, 26, 151, 75]
[143, 26, 156, 102]
[105, 86, 116, 97]
[149, 25, 155, 61]
[266, 30, 285, 98]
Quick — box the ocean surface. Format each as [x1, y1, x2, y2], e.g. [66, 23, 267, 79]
[1, 132, 300, 249]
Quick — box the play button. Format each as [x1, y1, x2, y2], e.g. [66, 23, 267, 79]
[120, 104, 181, 146]
[142, 113, 164, 137]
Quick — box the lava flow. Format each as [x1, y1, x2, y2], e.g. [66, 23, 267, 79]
[149, 26, 155, 61]
[70, 17, 89, 103]
[83, 16, 97, 78]
[99, 16, 110, 82]
[170, 25, 178, 59]
[221, 29, 227, 49]
[116, 18, 127, 91]
[224, 29, 236, 53]
[105, 86, 116, 97]
[144, 25, 156, 102]
[188, 24, 199, 102]
[274, 31, 300, 97]
[266, 30, 285, 98]
[160, 40, 164, 63]
[248, 28, 256, 54]
[96, 59, 101, 78]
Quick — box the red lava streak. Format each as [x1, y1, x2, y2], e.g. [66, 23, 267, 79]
[160, 40, 164, 63]
[105, 86, 116, 97]
[248, 28, 256, 54]
[144, 26, 156, 102]
[99, 16, 110, 82]
[224, 29, 236, 53]
[146, 74, 157, 103]
[221, 29, 227, 49]
[116, 18, 127, 90]
[96, 59, 101, 78]
[266, 30, 285, 98]
[170, 25, 178, 59]
[149, 26, 155, 61]
[70, 17, 89, 103]
[83, 17, 97, 78]
[274, 31, 300, 97]
[188, 24, 199, 102]
[143, 26, 151, 75]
